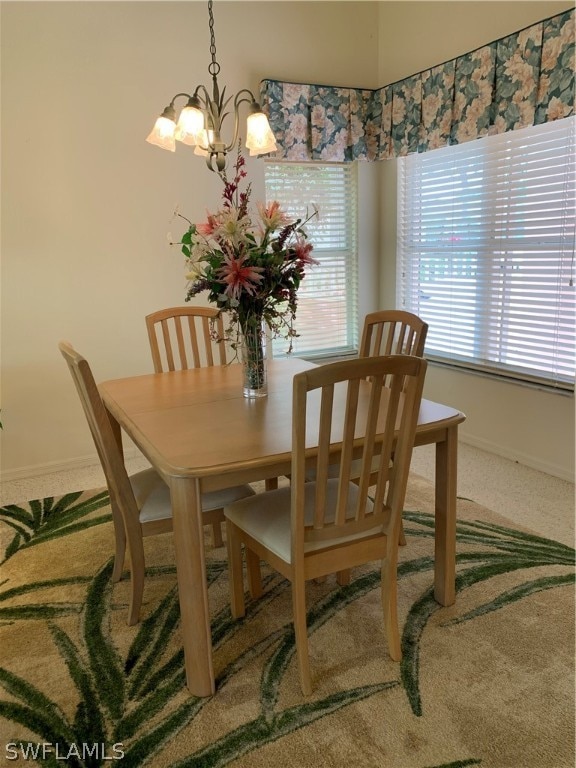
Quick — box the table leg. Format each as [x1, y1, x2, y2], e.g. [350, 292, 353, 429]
[434, 426, 458, 606]
[169, 476, 215, 697]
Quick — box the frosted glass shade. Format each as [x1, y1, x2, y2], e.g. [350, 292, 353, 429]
[245, 112, 277, 156]
[146, 116, 176, 152]
[175, 105, 205, 146]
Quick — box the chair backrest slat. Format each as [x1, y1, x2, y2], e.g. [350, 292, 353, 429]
[335, 377, 360, 525]
[201, 316, 214, 366]
[353, 371, 385, 514]
[313, 384, 334, 527]
[146, 306, 228, 373]
[160, 318, 177, 371]
[187, 315, 201, 367]
[174, 316, 188, 369]
[291, 355, 427, 562]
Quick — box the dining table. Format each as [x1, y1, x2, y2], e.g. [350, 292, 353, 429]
[99, 356, 466, 697]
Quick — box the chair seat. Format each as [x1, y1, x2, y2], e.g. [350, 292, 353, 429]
[132, 468, 255, 524]
[225, 478, 377, 563]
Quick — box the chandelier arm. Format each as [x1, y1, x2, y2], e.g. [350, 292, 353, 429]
[194, 85, 212, 108]
[169, 92, 194, 107]
[233, 88, 258, 108]
[222, 89, 261, 152]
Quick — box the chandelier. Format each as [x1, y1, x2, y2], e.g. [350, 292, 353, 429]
[146, 0, 277, 173]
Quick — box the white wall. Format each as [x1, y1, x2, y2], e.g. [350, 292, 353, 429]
[377, 1, 575, 481]
[2, 1, 573, 483]
[1, 1, 379, 479]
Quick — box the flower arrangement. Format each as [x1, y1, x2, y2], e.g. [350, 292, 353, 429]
[173, 149, 318, 355]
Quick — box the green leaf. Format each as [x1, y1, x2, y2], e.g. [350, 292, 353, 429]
[445, 572, 575, 626]
[0, 603, 82, 621]
[39, 491, 109, 531]
[0, 491, 110, 562]
[400, 556, 564, 716]
[0, 575, 92, 604]
[49, 624, 107, 751]
[45, 491, 85, 520]
[172, 683, 395, 768]
[21, 514, 112, 549]
[126, 587, 180, 697]
[83, 561, 125, 720]
[0, 505, 35, 529]
[0, 666, 75, 744]
[4, 531, 22, 562]
[116, 695, 203, 768]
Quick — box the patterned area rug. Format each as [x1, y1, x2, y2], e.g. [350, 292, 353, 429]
[0, 474, 574, 768]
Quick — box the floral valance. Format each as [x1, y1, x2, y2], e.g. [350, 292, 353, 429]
[261, 8, 574, 161]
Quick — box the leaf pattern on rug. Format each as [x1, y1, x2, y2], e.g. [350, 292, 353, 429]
[400, 512, 575, 717]
[0, 499, 574, 767]
[0, 490, 111, 564]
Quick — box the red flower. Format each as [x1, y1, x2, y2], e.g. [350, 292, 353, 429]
[293, 237, 319, 266]
[197, 213, 219, 237]
[216, 253, 264, 299]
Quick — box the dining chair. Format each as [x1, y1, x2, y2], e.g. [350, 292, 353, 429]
[58, 341, 255, 625]
[356, 309, 428, 488]
[145, 305, 228, 373]
[306, 309, 428, 556]
[145, 305, 230, 545]
[224, 354, 427, 695]
[359, 309, 428, 360]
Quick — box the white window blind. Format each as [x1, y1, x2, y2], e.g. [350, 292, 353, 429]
[397, 118, 575, 390]
[264, 161, 358, 358]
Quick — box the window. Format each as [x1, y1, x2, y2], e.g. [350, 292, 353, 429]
[265, 161, 358, 358]
[397, 119, 575, 390]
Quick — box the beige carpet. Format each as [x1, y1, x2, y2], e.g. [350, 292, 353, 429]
[0, 474, 574, 768]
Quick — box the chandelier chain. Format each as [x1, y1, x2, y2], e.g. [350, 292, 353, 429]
[207, 0, 220, 78]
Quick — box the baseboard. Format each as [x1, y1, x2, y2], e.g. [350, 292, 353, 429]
[460, 434, 574, 483]
[0, 447, 143, 483]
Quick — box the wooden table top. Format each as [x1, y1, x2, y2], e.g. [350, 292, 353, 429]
[100, 358, 465, 480]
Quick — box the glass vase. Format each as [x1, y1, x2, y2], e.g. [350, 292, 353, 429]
[240, 318, 267, 398]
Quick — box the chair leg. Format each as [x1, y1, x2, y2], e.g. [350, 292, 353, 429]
[381, 558, 401, 661]
[336, 568, 351, 586]
[127, 537, 146, 626]
[211, 520, 224, 548]
[111, 502, 126, 583]
[292, 575, 312, 696]
[245, 548, 263, 599]
[399, 520, 407, 547]
[226, 521, 246, 619]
